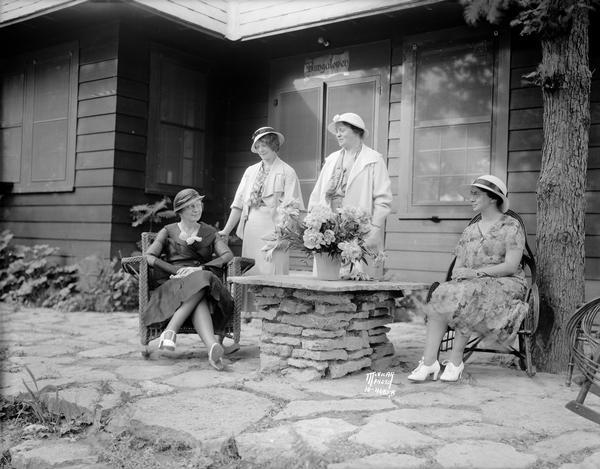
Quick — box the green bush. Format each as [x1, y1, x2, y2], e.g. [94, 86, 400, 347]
[59, 255, 138, 312]
[0, 230, 78, 306]
[0, 230, 137, 312]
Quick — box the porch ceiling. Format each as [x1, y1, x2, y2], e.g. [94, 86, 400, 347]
[1, 0, 446, 40]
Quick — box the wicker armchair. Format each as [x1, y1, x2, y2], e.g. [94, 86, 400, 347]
[121, 232, 254, 357]
[427, 209, 540, 376]
[565, 297, 600, 425]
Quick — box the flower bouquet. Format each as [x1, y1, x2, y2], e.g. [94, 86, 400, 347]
[262, 200, 385, 277]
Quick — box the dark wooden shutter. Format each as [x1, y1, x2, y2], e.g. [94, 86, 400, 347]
[16, 43, 78, 192]
[0, 69, 24, 183]
[147, 50, 207, 194]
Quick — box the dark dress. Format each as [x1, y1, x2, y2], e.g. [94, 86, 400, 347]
[142, 222, 234, 335]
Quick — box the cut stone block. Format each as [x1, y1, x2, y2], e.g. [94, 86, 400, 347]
[292, 348, 348, 361]
[368, 326, 391, 335]
[287, 357, 329, 371]
[260, 343, 293, 357]
[279, 313, 349, 330]
[347, 317, 392, 331]
[301, 328, 345, 338]
[280, 298, 313, 314]
[302, 337, 346, 351]
[251, 308, 279, 320]
[261, 334, 302, 346]
[347, 348, 373, 360]
[368, 333, 389, 344]
[252, 287, 285, 297]
[371, 342, 394, 359]
[260, 353, 288, 372]
[329, 357, 371, 378]
[371, 355, 394, 371]
[315, 303, 358, 314]
[283, 367, 324, 381]
[293, 291, 352, 304]
[254, 296, 282, 307]
[343, 335, 370, 351]
[262, 322, 303, 336]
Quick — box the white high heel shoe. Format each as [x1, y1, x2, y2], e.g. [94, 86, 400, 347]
[408, 358, 440, 382]
[440, 360, 464, 381]
[158, 330, 176, 351]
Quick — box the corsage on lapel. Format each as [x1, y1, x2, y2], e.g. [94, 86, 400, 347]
[178, 230, 203, 245]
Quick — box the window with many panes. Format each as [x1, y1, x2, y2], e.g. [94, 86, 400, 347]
[146, 48, 207, 194]
[398, 29, 509, 218]
[0, 42, 78, 192]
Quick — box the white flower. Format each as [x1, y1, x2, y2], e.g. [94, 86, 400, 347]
[323, 229, 335, 244]
[303, 229, 324, 250]
[338, 239, 363, 263]
[304, 204, 334, 230]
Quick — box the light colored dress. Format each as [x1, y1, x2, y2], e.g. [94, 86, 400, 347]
[308, 144, 392, 277]
[231, 156, 304, 274]
[426, 215, 529, 345]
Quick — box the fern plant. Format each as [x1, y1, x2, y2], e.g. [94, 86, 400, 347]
[130, 197, 176, 232]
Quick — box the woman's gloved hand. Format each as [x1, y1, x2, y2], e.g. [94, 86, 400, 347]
[171, 266, 203, 278]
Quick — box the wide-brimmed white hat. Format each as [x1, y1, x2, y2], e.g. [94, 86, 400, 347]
[251, 127, 285, 153]
[470, 175, 509, 213]
[327, 112, 369, 137]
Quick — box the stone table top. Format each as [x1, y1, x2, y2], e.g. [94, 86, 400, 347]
[228, 272, 429, 293]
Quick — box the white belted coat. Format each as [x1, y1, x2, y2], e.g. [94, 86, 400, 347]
[308, 144, 392, 229]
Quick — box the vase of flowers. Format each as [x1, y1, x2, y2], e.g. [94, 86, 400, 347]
[262, 200, 384, 280]
[313, 252, 342, 280]
[270, 248, 289, 275]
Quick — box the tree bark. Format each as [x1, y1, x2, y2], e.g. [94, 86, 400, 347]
[534, 3, 591, 373]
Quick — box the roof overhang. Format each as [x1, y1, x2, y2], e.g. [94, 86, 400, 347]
[1, 0, 446, 41]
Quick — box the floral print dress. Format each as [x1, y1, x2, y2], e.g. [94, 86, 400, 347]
[426, 215, 529, 345]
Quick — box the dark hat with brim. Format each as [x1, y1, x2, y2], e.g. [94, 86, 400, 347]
[173, 188, 204, 212]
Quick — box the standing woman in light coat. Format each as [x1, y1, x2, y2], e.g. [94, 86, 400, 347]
[219, 127, 304, 274]
[309, 112, 392, 274]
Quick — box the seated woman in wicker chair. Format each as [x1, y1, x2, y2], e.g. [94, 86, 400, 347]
[408, 175, 529, 382]
[143, 188, 234, 371]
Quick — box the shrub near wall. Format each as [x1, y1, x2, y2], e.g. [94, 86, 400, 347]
[0, 230, 137, 312]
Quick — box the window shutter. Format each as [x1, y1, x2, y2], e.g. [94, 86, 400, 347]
[1, 42, 78, 193]
[147, 50, 207, 194]
[0, 70, 24, 183]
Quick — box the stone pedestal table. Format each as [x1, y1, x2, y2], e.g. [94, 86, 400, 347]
[228, 273, 428, 379]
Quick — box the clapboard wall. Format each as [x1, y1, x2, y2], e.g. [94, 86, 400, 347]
[1, 23, 121, 263]
[384, 31, 600, 300]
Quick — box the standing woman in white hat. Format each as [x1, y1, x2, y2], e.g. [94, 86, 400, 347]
[308, 112, 392, 272]
[408, 175, 529, 382]
[219, 127, 304, 274]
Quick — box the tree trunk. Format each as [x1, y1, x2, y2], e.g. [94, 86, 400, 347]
[534, 4, 591, 373]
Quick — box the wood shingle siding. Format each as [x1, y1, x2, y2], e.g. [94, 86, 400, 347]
[1, 24, 120, 263]
[384, 32, 600, 299]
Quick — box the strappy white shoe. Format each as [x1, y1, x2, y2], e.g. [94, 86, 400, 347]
[158, 330, 176, 351]
[440, 360, 464, 382]
[408, 358, 440, 382]
[208, 343, 225, 371]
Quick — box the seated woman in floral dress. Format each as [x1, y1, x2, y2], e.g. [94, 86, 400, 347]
[408, 175, 529, 382]
[142, 188, 234, 371]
